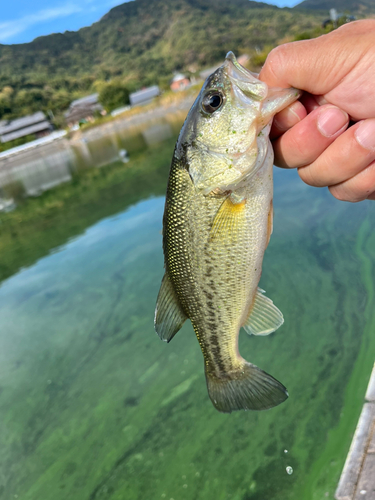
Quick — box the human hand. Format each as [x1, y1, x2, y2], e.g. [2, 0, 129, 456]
[259, 20, 375, 202]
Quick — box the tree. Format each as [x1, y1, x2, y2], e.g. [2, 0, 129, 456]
[98, 82, 130, 112]
[0, 86, 14, 118]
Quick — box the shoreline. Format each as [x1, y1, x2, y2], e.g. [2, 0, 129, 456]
[0, 92, 196, 164]
[0, 94, 194, 195]
[335, 362, 375, 500]
[70, 94, 194, 143]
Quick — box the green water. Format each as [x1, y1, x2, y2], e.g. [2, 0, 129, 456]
[0, 131, 375, 500]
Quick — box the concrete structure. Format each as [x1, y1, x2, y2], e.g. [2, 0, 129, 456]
[0, 112, 53, 143]
[0, 94, 195, 200]
[65, 94, 103, 126]
[170, 74, 190, 92]
[0, 131, 67, 160]
[335, 363, 375, 500]
[142, 123, 172, 146]
[0, 132, 72, 197]
[110, 105, 131, 117]
[129, 86, 160, 107]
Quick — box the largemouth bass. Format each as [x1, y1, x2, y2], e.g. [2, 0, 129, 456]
[155, 52, 300, 413]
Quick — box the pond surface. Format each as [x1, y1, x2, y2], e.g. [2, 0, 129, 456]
[0, 118, 375, 500]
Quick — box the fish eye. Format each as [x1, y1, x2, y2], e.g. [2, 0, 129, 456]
[202, 92, 224, 113]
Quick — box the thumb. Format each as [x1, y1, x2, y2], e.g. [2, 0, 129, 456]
[259, 20, 375, 95]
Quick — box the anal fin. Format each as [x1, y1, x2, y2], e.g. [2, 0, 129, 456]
[154, 273, 187, 342]
[243, 288, 284, 336]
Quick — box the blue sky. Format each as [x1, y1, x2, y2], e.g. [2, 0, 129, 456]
[1, 0, 301, 45]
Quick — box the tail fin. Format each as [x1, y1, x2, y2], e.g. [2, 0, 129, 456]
[206, 361, 288, 413]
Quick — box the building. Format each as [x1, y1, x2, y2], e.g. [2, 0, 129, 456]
[65, 94, 103, 126]
[322, 10, 356, 28]
[129, 86, 160, 107]
[0, 112, 53, 144]
[170, 74, 190, 92]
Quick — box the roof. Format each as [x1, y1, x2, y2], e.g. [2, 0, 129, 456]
[171, 73, 187, 82]
[0, 112, 47, 136]
[0, 130, 67, 159]
[1, 121, 52, 143]
[64, 103, 103, 122]
[130, 86, 160, 106]
[69, 93, 99, 108]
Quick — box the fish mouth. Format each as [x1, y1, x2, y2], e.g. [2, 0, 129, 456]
[224, 51, 268, 102]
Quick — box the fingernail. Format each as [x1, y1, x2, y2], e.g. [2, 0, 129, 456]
[317, 107, 349, 137]
[355, 119, 375, 151]
[273, 102, 303, 131]
[315, 95, 328, 106]
[287, 101, 304, 122]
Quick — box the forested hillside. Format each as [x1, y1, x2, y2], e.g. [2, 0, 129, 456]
[296, 0, 374, 14]
[0, 0, 370, 124]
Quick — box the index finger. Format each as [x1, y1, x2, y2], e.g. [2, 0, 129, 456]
[259, 20, 375, 94]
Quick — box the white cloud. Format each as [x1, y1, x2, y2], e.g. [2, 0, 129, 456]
[0, 3, 83, 42]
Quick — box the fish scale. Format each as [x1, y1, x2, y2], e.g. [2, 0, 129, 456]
[165, 152, 272, 376]
[155, 52, 301, 413]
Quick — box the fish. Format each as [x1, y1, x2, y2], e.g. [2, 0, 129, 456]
[154, 52, 300, 413]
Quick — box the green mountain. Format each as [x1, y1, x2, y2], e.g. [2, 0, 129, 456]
[0, 0, 320, 81]
[295, 0, 375, 15]
[0, 0, 368, 123]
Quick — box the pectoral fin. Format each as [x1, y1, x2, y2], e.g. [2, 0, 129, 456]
[243, 288, 284, 336]
[154, 273, 187, 342]
[210, 195, 246, 242]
